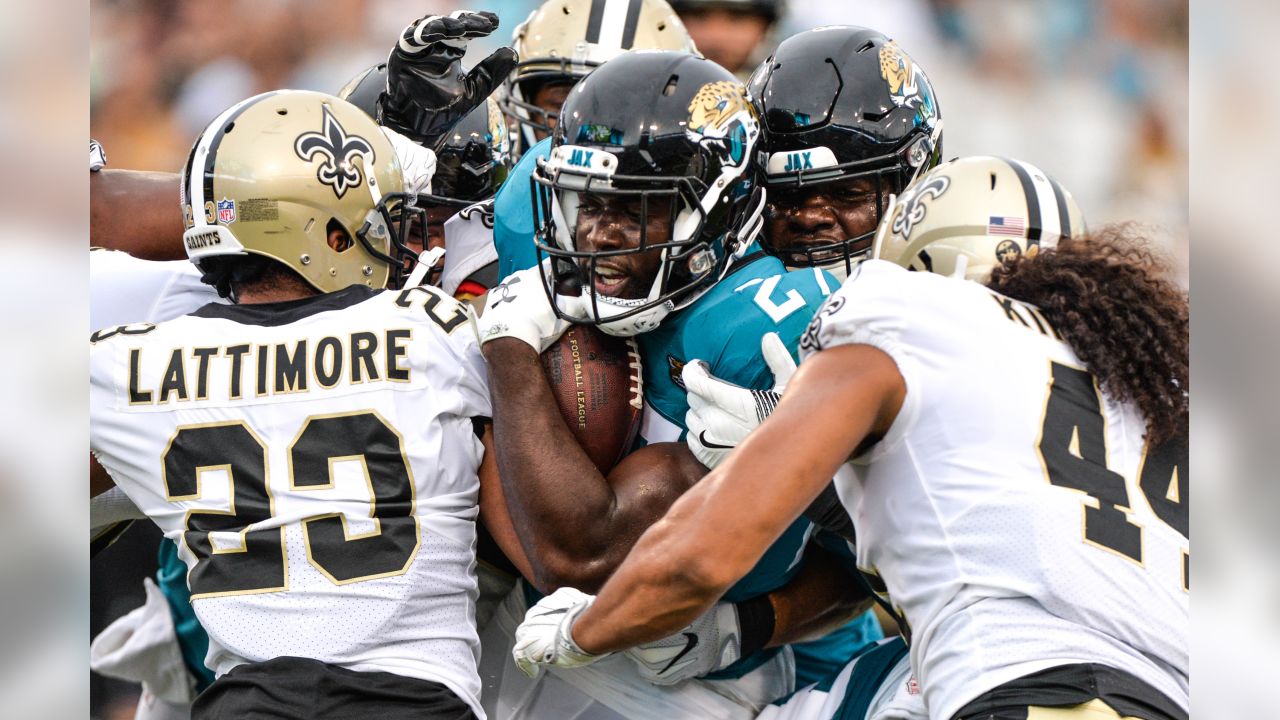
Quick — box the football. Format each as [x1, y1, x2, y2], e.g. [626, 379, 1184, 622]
[540, 324, 644, 473]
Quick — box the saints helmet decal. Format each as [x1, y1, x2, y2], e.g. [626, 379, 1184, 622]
[294, 105, 376, 199]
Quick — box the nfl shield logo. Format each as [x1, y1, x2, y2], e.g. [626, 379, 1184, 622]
[217, 198, 236, 224]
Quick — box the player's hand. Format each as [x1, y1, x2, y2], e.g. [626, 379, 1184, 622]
[477, 263, 571, 353]
[382, 10, 519, 146]
[625, 601, 741, 685]
[513, 587, 608, 678]
[683, 332, 796, 469]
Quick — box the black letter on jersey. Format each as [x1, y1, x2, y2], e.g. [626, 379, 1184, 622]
[386, 330, 411, 382]
[314, 337, 343, 388]
[275, 340, 308, 394]
[225, 345, 251, 399]
[128, 349, 153, 404]
[192, 347, 218, 400]
[350, 332, 380, 383]
[159, 349, 189, 403]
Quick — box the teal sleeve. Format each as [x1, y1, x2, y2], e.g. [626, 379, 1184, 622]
[155, 540, 216, 691]
[494, 138, 553, 279]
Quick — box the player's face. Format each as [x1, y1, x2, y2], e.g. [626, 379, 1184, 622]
[574, 193, 673, 300]
[532, 82, 575, 141]
[678, 8, 770, 73]
[764, 177, 890, 265]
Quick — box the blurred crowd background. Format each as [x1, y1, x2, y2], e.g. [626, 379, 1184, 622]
[90, 0, 1189, 274]
[87, 0, 1188, 717]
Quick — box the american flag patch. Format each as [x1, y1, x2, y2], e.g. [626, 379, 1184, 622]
[988, 216, 1024, 236]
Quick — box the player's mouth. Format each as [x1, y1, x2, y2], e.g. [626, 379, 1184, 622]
[593, 264, 632, 297]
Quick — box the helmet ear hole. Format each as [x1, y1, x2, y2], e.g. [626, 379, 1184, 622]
[326, 218, 353, 253]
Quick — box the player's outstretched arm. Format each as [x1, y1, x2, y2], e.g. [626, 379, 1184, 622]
[90, 169, 186, 260]
[624, 540, 874, 685]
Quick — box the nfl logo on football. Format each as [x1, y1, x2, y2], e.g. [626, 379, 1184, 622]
[217, 197, 236, 224]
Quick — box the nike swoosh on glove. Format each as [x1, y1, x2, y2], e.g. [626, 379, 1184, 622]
[513, 587, 607, 678]
[625, 601, 742, 685]
[381, 10, 519, 147]
[476, 263, 570, 353]
[683, 332, 797, 469]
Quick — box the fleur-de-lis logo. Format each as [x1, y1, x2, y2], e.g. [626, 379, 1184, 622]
[294, 105, 374, 199]
[891, 175, 950, 240]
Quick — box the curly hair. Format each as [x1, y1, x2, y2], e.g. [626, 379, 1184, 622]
[986, 224, 1188, 445]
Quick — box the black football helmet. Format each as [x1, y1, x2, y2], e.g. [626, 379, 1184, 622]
[748, 26, 943, 277]
[336, 62, 387, 120]
[532, 50, 764, 336]
[420, 96, 511, 210]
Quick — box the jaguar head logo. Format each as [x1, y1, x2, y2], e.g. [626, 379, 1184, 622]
[687, 80, 756, 165]
[294, 105, 374, 199]
[878, 40, 937, 124]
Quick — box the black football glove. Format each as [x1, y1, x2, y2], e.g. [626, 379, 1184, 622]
[381, 10, 518, 147]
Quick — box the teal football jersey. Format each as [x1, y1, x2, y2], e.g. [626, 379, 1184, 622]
[493, 147, 878, 681]
[494, 138, 551, 281]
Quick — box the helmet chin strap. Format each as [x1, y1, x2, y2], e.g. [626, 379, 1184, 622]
[557, 290, 675, 337]
[404, 246, 446, 287]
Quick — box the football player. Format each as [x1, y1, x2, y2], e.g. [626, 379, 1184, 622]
[476, 50, 881, 717]
[513, 156, 1189, 720]
[89, 14, 519, 718]
[91, 89, 534, 720]
[500, 0, 696, 157]
[749, 27, 943, 281]
[669, 0, 782, 76]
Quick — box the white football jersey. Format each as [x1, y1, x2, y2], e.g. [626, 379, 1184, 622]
[801, 261, 1189, 720]
[89, 247, 224, 330]
[91, 284, 492, 718]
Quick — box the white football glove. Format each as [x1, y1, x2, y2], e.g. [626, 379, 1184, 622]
[380, 126, 437, 195]
[477, 263, 570, 353]
[625, 601, 742, 685]
[513, 587, 608, 678]
[684, 332, 797, 469]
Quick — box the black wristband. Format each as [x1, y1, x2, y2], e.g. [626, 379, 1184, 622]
[735, 594, 776, 658]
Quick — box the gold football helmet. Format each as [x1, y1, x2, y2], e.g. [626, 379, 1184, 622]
[180, 90, 418, 295]
[872, 156, 1085, 281]
[502, 0, 697, 150]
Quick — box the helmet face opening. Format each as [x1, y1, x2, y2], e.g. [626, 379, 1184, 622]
[526, 51, 762, 335]
[761, 139, 935, 278]
[358, 192, 424, 290]
[532, 160, 720, 327]
[504, 60, 598, 142]
[750, 27, 943, 278]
